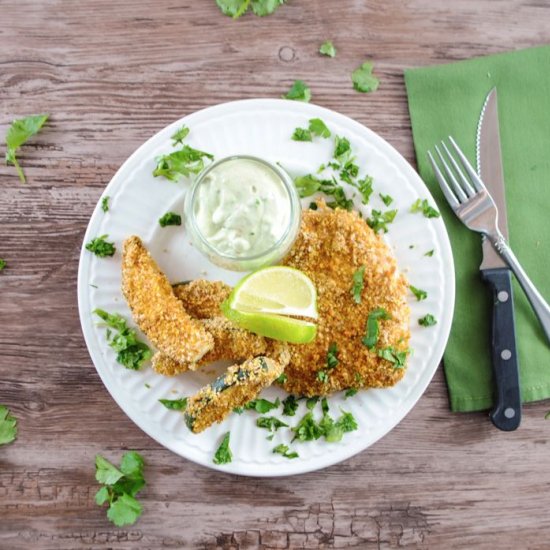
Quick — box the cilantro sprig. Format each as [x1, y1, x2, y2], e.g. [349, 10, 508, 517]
[0, 405, 17, 446]
[351, 62, 379, 93]
[292, 118, 331, 142]
[94, 309, 152, 370]
[5, 114, 49, 183]
[213, 432, 232, 464]
[283, 80, 311, 102]
[153, 145, 214, 182]
[86, 235, 116, 258]
[95, 451, 146, 527]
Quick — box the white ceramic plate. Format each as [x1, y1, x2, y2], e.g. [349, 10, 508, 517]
[78, 99, 455, 477]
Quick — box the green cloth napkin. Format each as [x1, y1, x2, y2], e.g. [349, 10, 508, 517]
[404, 46, 550, 412]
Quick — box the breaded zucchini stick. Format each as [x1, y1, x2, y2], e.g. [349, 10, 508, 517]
[184, 356, 284, 433]
[122, 236, 213, 364]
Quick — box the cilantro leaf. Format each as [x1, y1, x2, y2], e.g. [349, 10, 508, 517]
[107, 493, 143, 527]
[294, 174, 321, 198]
[95, 451, 146, 527]
[216, 0, 285, 17]
[5, 114, 49, 183]
[306, 396, 319, 410]
[86, 235, 116, 258]
[251, 0, 285, 16]
[319, 41, 336, 58]
[291, 127, 312, 142]
[424, 249, 435, 257]
[153, 145, 214, 182]
[351, 62, 379, 93]
[352, 175, 374, 204]
[283, 80, 311, 102]
[418, 314, 437, 327]
[292, 412, 324, 441]
[101, 196, 110, 213]
[333, 136, 352, 165]
[367, 209, 397, 234]
[213, 432, 232, 464]
[410, 198, 440, 218]
[0, 405, 17, 446]
[276, 373, 288, 384]
[344, 388, 358, 398]
[308, 118, 331, 138]
[158, 211, 182, 227]
[94, 309, 152, 370]
[317, 370, 329, 383]
[379, 193, 393, 206]
[244, 397, 280, 414]
[378, 347, 408, 368]
[410, 285, 427, 301]
[351, 265, 365, 304]
[0, 259, 6, 271]
[362, 307, 391, 349]
[171, 125, 190, 145]
[95, 455, 124, 485]
[256, 416, 288, 432]
[327, 342, 339, 369]
[282, 395, 299, 416]
[273, 444, 299, 459]
[159, 397, 188, 410]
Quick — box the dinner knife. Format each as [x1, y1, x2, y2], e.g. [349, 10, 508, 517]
[476, 87, 521, 431]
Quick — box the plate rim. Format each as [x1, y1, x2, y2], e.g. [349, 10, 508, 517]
[77, 98, 455, 477]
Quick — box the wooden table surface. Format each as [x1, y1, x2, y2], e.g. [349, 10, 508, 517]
[1, 1, 550, 548]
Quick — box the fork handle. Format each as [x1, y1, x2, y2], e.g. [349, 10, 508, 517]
[481, 268, 521, 431]
[490, 233, 550, 345]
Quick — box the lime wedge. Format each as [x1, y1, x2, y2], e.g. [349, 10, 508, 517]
[227, 266, 318, 319]
[221, 301, 317, 344]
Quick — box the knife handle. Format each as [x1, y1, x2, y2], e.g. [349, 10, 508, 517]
[481, 268, 521, 431]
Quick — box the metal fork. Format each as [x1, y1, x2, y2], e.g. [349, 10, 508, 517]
[428, 136, 550, 344]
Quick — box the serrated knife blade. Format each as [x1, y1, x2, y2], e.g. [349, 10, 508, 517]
[477, 88, 508, 269]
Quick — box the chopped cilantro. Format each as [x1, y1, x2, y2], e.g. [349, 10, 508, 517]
[410, 198, 440, 218]
[94, 309, 152, 370]
[308, 118, 331, 138]
[351, 61, 379, 93]
[158, 211, 182, 227]
[244, 397, 280, 414]
[217, 0, 286, 18]
[291, 127, 312, 142]
[351, 265, 366, 304]
[95, 451, 145, 527]
[213, 432, 232, 465]
[362, 307, 391, 349]
[0, 405, 17, 445]
[5, 114, 49, 183]
[153, 145, 214, 182]
[306, 397, 319, 410]
[317, 370, 329, 383]
[379, 193, 393, 206]
[282, 395, 299, 416]
[345, 388, 358, 398]
[545, 410, 550, 420]
[294, 174, 321, 197]
[171, 125, 190, 145]
[352, 175, 374, 204]
[321, 397, 329, 415]
[340, 160, 359, 184]
[0, 259, 6, 271]
[283, 80, 311, 102]
[101, 196, 110, 213]
[233, 406, 244, 414]
[410, 285, 427, 301]
[294, 174, 354, 211]
[319, 41, 336, 58]
[292, 412, 324, 441]
[424, 249, 435, 257]
[276, 373, 288, 384]
[378, 347, 408, 368]
[327, 342, 339, 369]
[418, 314, 437, 327]
[273, 444, 299, 459]
[159, 398, 188, 410]
[144, 383, 151, 389]
[367, 209, 397, 233]
[333, 136, 352, 165]
[256, 416, 288, 432]
[86, 235, 116, 258]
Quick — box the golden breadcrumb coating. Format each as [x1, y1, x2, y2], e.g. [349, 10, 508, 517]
[184, 356, 284, 433]
[173, 280, 230, 319]
[280, 201, 410, 396]
[121, 236, 213, 364]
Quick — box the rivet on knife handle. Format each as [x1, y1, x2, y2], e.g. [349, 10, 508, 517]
[481, 267, 521, 431]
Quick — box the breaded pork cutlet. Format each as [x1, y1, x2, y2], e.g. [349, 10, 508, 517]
[122, 236, 213, 365]
[280, 201, 410, 396]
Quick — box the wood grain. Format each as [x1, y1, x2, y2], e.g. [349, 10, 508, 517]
[1, 0, 550, 548]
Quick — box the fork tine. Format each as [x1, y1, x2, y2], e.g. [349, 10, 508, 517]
[427, 150, 460, 209]
[435, 144, 471, 201]
[440, 142, 475, 198]
[448, 136, 487, 193]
